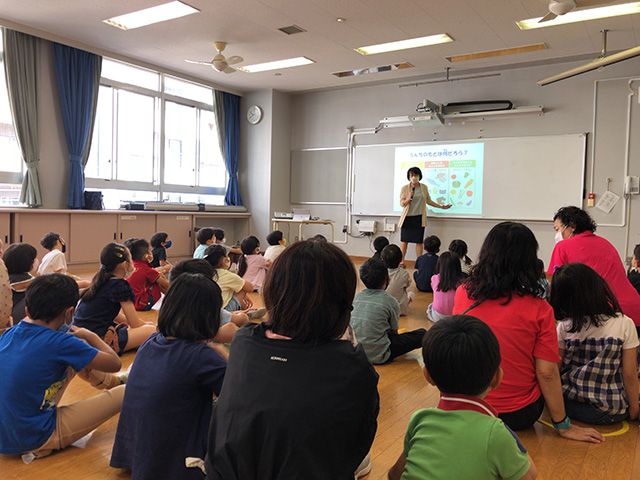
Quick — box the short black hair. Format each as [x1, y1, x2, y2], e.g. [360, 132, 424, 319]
[127, 238, 150, 261]
[422, 315, 501, 396]
[212, 228, 225, 241]
[25, 274, 79, 323]
[381, 244, 402, 269]
[407, 166, 423, 181]
[424, 235, 441, 253]
[549, 263, 621, 332]
[4, 243, 38, 274]
[266, 230, 283, 246]
[150, 232, 168, 248]
[157, 273, 221, 341]
[373, 236, 389, 253]
[553, 206, 597, 234]
[263, 240, 356, 343]
[203, 244, 228, 271]
[634, 243, 640, 261]
[359, 258, 388, 289]
[196, 227, 215, 245]
[169, 259, 214, 283]
[40, 232, 60, 250]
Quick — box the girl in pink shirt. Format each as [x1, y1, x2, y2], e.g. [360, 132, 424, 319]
[427, 252, 464, 323]
[237, 236, 270, 292]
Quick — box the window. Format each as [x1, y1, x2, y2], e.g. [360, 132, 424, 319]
[0, 30, 25, 201]
[85, 58, 227, 206]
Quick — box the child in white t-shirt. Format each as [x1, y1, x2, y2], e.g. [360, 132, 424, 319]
[264, 230, 286, 263]
[38, 232, 90, 289]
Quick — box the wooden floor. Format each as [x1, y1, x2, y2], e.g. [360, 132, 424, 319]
[1, 259, 639, 479]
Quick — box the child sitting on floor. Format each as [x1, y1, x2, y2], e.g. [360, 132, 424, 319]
[382, 244, 414, 315]
[110, 273, 227, 479]
[371, 236, 389, 262]
[413, 235, 440, 293]
[238, 235, 270, 292]
[350, 258, 425, 364]
[4, 243, 39, 323]
[0, 274, 125, 459]
[264, 230, 286, 263]
[125, 238, 170, 311]
[38, 232, 91, 289]
[150, 231, 172, 274]
[549, 263, 639, 425]
[73, 243, 156, 355]
[427, 251, 465, 323]
[194, 228, 215, 259]
[449, 239, 473, 276]
[388, 315, 537, 480]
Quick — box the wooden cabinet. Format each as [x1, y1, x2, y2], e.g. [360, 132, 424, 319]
[0, 213, 10, 246]
[118, 214, 156, 244]
[12, 212, 71, 262]
[69, 213, 118, 264]
[155, 214, 193, 258]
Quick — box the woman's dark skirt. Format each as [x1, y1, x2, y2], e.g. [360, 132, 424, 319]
[400, 215, 424, 244]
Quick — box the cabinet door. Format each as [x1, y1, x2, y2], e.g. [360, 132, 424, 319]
[13, 213, 71, 262]
[118, 214, 156, 244]
[0, 213, 10, 246]
[155, 214, 193, 258]
[69, 214, 118, 264]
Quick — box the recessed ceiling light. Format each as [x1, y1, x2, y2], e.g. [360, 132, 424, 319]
[238, 57, 315, 73]
[104, 1, 199, 30]
[337, 18, 346, 23]
[447, 44, 547, 63]
[516, 2, 640, 30]
[355, 34, 453, 55]
[333, 62, 413, 78]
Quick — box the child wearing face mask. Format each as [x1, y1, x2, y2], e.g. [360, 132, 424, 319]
[124, 238, 170, 311]
[150, 231, 172, 274]
[74, 243, 156, 355]
[38, 232, 91, 289]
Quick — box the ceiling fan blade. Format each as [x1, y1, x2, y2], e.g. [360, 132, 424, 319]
[539, 11, 558, 22]
[185, 59, 212, 65]
[222, 66, 237, 74]
[226, 55, 243, 65]
[576, 0, 614, 7]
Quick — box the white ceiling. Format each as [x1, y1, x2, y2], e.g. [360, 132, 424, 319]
[1, 0, 639, 94]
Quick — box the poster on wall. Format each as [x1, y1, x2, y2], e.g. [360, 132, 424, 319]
[393, 143, 484, 215]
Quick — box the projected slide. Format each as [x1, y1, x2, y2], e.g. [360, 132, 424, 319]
[393, 143, 484, 215]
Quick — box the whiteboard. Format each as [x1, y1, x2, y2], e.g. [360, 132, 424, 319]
[290, 148, 347, 203]
[352, 134, 586, 221]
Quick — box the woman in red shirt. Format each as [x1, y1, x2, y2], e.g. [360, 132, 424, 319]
[453, 222, 603, 443]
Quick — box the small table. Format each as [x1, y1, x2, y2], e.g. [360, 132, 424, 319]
[271, 218, 335, 242]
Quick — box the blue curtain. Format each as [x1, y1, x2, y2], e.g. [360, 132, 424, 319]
[53, 43, 98, 208]
[223, 92, 243, 206]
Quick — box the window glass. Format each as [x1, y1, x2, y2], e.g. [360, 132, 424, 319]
[0, 183, 22, 206]
[101, 59, 159, 91]
[164, 101, 197, 186]
[199, 109, 226, 188]
[86, 85, 113, 179]
[164, 76, 213, 105]
[162, 191, 224, 205]
[0, 32, 23, 175]
[87, 188, 158, 210]
[116, 91, 156, 182]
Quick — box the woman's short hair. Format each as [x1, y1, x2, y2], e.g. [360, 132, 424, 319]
[3, 243, 38, 274]
[465, 222, 543, 302]
[157, 273, 221, 341]
[549, 262, 620, 332]
[553, 206, 597, 234]
[407, 166, 423, 181]
[263, 240, 356, 343]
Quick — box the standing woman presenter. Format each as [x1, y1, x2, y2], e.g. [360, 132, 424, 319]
[399, 167, 451, 266]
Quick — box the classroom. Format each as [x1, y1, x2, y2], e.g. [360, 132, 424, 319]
[1, 1, 640, 479]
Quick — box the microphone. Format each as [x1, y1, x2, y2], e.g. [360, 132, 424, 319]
[410, 186, 415, 201]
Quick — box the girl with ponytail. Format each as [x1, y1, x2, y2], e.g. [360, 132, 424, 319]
[74, 243, 156, 355]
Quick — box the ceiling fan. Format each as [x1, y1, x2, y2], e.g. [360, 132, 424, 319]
[539, 0, 614, 23]
[185, 41, 243, 74]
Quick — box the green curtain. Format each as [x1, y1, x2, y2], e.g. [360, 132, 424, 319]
[80, 54, 102, 176]
[2, 28, 42, 207]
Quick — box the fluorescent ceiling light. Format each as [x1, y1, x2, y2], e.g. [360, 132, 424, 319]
[355, 34, 453, 55]
[104, 1, 199, 30]
[517, 2, 640, 30]
[238, 57, 315, 73]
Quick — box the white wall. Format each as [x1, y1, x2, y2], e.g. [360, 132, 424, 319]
[285, 58, 640, 266]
